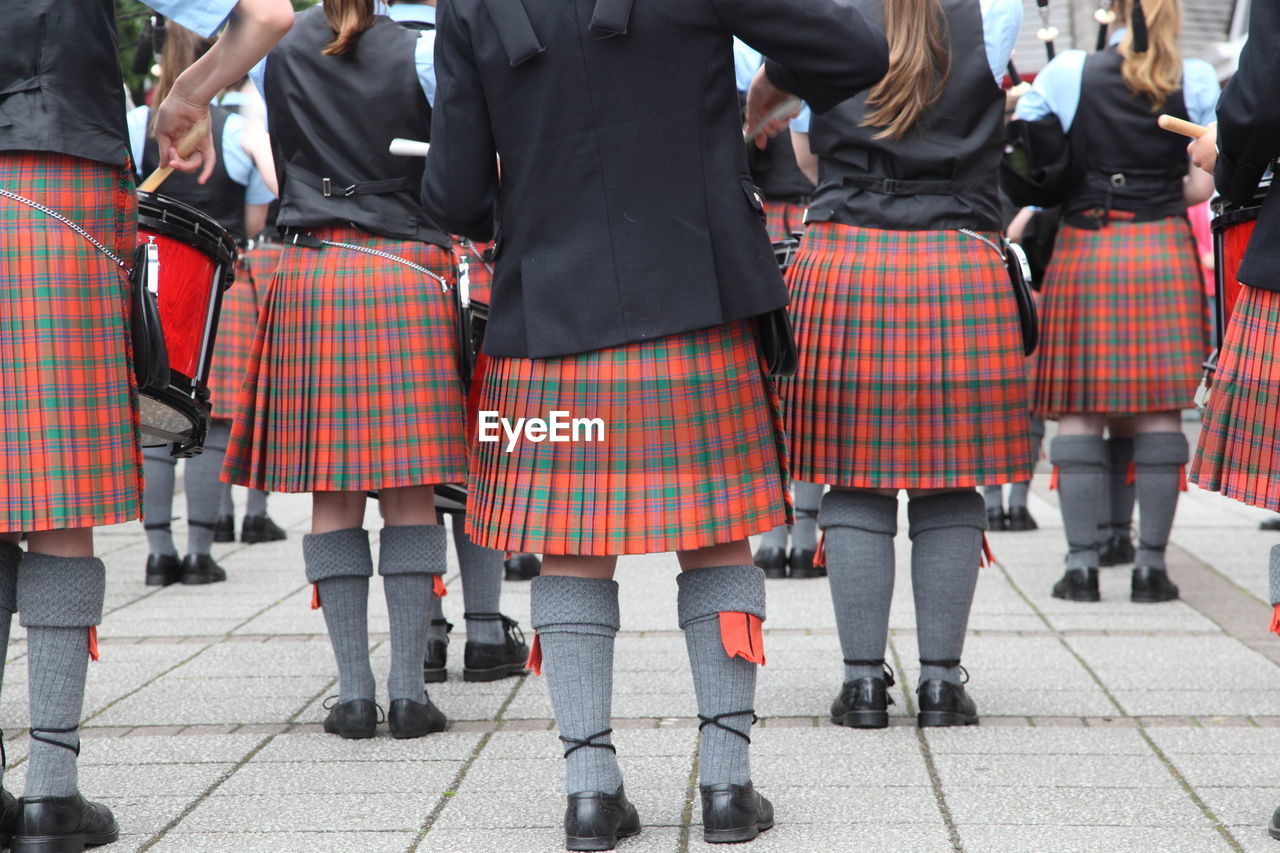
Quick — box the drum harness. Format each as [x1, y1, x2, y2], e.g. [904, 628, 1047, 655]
[0, 186, 128, 270]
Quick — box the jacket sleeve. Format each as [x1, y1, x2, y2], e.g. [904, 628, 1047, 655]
[421, 0, 499, 241]
[1215, 0, 1280, 206]
[710, 0, 888, 114]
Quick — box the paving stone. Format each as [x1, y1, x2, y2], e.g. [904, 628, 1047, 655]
[173, 792, 438, 833]
[151, 831, 418, 852]
[946, 785, 1208, 826]
[958, 823, 1236, 853]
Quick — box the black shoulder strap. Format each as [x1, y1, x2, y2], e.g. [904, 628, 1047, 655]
[590, 0, 634, 36]
[480, 0, 545, 66]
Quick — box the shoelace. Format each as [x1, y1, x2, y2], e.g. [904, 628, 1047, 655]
[844, 658, 896, 688]
[919, 660, 970, 684]
[560, 728, 616, 758]
[697, 710, 758, 744]
[30, 726, 80, 756]
[321, 696, 386, 724]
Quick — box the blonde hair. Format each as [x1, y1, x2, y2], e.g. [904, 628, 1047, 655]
[1117, 0, 1183, 111]
[148, 24, 215, 135]
[861, 0, 951, 140]
[323, 0, 376, 56]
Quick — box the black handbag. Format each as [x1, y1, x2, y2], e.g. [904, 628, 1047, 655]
[755, 307, 799, 378]
[1000, 116, 1072, 209]
[1005, 239, 1040, 356]
[129, 241, 171, 393]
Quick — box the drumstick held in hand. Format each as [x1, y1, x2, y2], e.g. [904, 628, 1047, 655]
[389, 138, 431, 157]
[138, 121, 210, 193]
[743, 96, 803, 143]
[1158, 114, 1208, 140]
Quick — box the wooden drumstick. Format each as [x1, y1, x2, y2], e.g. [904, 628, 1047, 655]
[1158, 114, 1209, 140]
[137, 119, 211, 193]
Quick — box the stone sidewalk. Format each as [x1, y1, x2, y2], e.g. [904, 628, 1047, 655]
[5, 453, 1280, 852]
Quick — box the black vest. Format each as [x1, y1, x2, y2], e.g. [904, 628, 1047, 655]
[1064, 49, 1189, 219]
[807, 0, 1005, 232]
[264, 7, 446, 244]
[142, 107, 248, 242]
[0, 0, 128, 165]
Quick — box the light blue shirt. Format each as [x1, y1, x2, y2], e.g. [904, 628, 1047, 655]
[145, 0, 236, 39]
[787, 0, 1022, 132]
[127, 103, 275, 204]
[250, 2, 438, 108]
[1014, 31, 1220, 131]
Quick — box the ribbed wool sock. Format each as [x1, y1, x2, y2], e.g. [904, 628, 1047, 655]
[184, 422, 228, 556]
[453, 522, 504, 645]
[1050, 435, 1108, 570]
[142, 446, 178, 557]
[0, 541, 19, 700]
[1108, 435, 1137, 537]
[427, 592, 449, 644]
[982, 485, 1004, 512]
[379, 525, 447, 703]
[246, 488, 269, 518]
[304, 528, 376, 704]
[678, 564, 765, 787]
[1133, 432, 1190, 570]
[18, 554, 106, 797]
[219, 481, 235, 518]
[908, 491, 986, 684]
[820, 490, 898, 682]
[792, 481, 824, 552]
[1010, 417, 1045, 511]
[532, 575, 623, 796]
[757, 523, 788, 551]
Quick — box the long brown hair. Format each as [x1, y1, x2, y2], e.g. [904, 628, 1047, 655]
[1116, 0, 1183, 111]
[323, 0, 376, 56]
[147, 23, 215, 135]
[861, 0, 951, 140]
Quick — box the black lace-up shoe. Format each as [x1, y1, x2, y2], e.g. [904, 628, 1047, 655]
[700, 782, 775, 844]
[180, 553, 227, 585]
[564, 785, 640, 852]
[831, 661, 896, 729]
[241, 514, 287, 544]
[12, 793, 118, 853]
[424, 619, 452, 684]
[1052, 568, 1100, 602]
[753, 547, 787, 579]
[322, 697, 378, 739]
[788, 548, 822, 578]
[463, 614, 529, 682]
[213, 514, 236, 543]
[504, 553, 541, 581]
[144, 554, 182, 587]
[987, 508, 1009, 531]
[0, 788, 19, 848]
[1131, 566, 1179, 603]
[917, 679, 980, 728]
[1005, 506, 1038, 531]
[388, 698, 447, 739]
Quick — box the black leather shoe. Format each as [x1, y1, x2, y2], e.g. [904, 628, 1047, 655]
[986, 508, 1009, 531]
[504, 553, 542, 581]
[241, 514, 287, 544]
[917, 680, 979, 727]
[1005, 506, 1038, 531]
[144, 554, 182, 587]
[423, 619, 452, 684]
[322, 697, 378, 739]
[463, 614, 529, 682]
[1262, 516, 1280, 532]
[180, 553, 227, 585]
[1100, 530, 1136, 566]
[388, 697, 447, 739]
[213, 514, 236, 543]
[0, 788, 19, 848]
[12, 793, 118, 853]
[1268, 804, 1280, 840]
[565, 786, 640, 852]
[753, 547, 787, 579]
[788, 548, 822, 578]
[1052, 568, 1100, 602]
[700, 782, 774, 844]
[1131, 566, 1179, 603]
[831, 677, 894, 729]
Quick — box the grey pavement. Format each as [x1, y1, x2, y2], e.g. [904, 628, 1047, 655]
[7, 432, 1280, 852]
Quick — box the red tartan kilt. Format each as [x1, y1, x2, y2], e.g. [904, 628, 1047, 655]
[465, 321, 791, 556]
[206, 245, 278, 420]
[222, 226, 468, 493]
[763, 200, 807, 243]
[781, 223, 1033, 490]
[0, 152, 142, 532]
[1190, 285, 1280, 510]
[1032, 218, 1209, 417]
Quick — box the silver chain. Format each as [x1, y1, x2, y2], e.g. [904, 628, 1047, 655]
[316, 238, 450, 292]
[958, 228, 1006, 259]
[0, 186, 128, 269]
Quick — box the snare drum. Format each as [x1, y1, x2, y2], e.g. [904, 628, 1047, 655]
[1211, 178, 1271, 345]
[134, 191, 237, 455]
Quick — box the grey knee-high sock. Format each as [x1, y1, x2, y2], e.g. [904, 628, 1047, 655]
[1133, 432, 1189, 570]
[453, 522, 504, 645]
[380, 525, 447, 703]
[18, 554, 106, 797]
[820, 490, 898, 682]
[757, 523, 788, 551]
[219, 481, 235, 518]
[246, 488, 269, 517]
[142, 446, 178, 557]
[909, 492, 986, 685]
[678, 564, 765, 788]
[0, 543, 19, 736]
[982, 485, 1004, 512]
[1050, 435, 1108, 570]
[1009, 417, 1046, 511]
[184, 422, 228, 556]
[531, 575, 623, 796]
[304, 528, 376, 704]
[1108, 436, 1137, 535]
[427, 592, 449, 644]
[792, 481, 824, 552]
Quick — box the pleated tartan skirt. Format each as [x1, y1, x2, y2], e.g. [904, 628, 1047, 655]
[465, 320, 791, 556]
[223, 226, 468, 493]
[207, 243, 279, 421]
[763, 200, 807, 243]
[1032, 217, 1208, 417]
[782, 222, 1033, 490]
[1190, 285, 1280, 511]
[0, 152, 143, 532]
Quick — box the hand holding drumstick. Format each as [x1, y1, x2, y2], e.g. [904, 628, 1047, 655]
[1158, 114, 1219, 176]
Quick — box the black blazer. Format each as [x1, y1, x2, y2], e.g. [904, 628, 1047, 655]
[1215, 0, 1280, 293]
[423, 0, 887, 358]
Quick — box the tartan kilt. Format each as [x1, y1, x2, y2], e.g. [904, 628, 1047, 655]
[1032, 217, 1208, 417]
[223, 226, 468, 493]
[763, 200, 807, 243]
[206, 243, 279, 421]
[1190, 285, 1280, 511]
[465, 320, 791, 556]
[781, 222, 1033, 490]
[0, 152, 142, 532]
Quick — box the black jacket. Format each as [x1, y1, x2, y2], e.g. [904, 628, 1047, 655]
[1215, 0, 1280, 292]
[423, 0, 887, 359]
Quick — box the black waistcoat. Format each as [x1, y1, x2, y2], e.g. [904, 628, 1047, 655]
[1064, 49, 1189, 219]
[807, 0, 1005, 232]
[0, 0, 128, 165]
[264, 7, 446, 244]
[142, 107, 248, 242]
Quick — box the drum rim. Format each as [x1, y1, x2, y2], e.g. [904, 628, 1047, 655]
[1211, 204, 1262, 232]
[137, 190, 238, 274]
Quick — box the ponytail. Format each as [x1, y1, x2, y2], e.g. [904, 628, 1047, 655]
[861, 0, 951, 140]
[1117, 0, 1183, 111]
[323, 0, 376, 56]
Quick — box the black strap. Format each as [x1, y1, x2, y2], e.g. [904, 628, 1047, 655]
[841, 173, 986, 197]
[1136, 541, 1166, 553]
[30, 726, 80, 756]
[481, 0, 545, 66]
[590, 0, 634, 35]
[561, 729, 616, 758]
[188, 520, 218, 531]
[920, 660, 969, 683]
[143, 522, 172, 532]
[698, 710, 757, 744]
[844, 659, 896, 687]
[431, 619, 454, 632]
